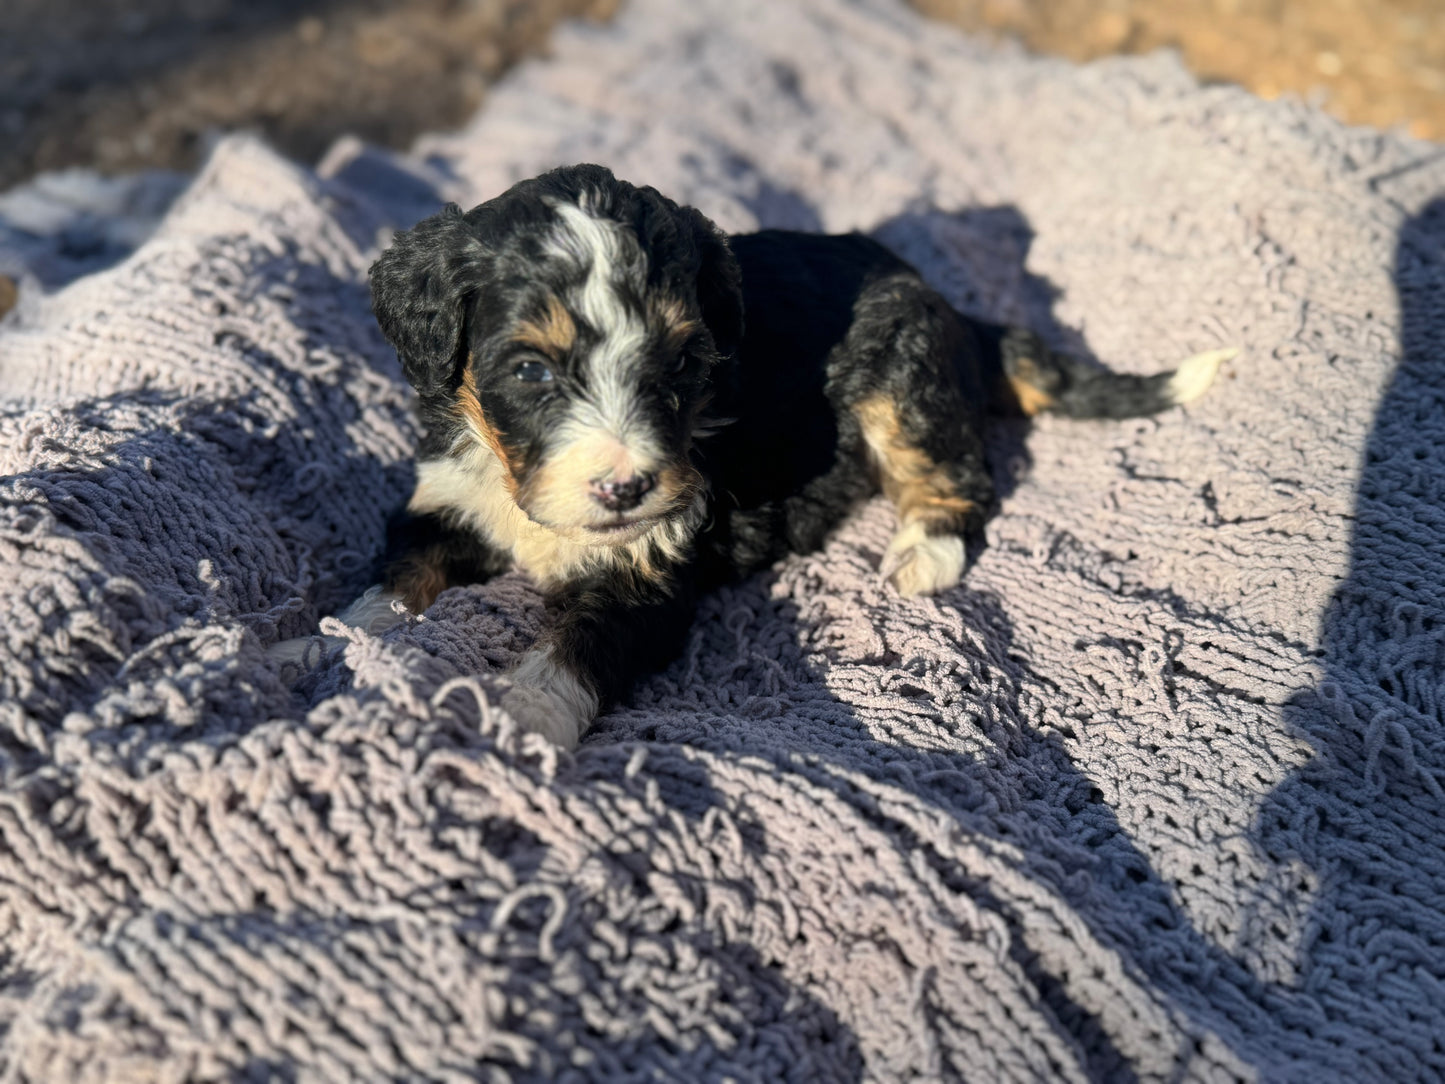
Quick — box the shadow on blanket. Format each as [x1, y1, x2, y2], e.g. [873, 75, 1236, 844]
[585, 203, 1289, 1078]
[619, 566, 1333, 1078]
[1255, 195, 1445, 1070]
[4, 384, 410, 739]
[4, 221, 417, 749]
[280, 195, 1431, 1075]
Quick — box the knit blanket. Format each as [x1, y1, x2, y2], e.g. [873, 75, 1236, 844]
[3, 0, 1443, 1078]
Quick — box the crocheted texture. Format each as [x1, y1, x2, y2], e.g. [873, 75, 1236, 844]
[2, 0, 1442, 1079]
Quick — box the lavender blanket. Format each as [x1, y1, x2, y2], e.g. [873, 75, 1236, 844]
[2, 0, 1443, 1078]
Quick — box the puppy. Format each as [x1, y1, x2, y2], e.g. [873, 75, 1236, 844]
[358, 163, 1229, 747]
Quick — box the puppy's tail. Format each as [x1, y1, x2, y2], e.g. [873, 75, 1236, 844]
[981, 325, 1235, 419]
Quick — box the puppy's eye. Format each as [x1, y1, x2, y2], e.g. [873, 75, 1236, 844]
[514, 360, 554, 383]
[670, 353, 689, 374]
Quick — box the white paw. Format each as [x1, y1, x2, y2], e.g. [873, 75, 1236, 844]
[881, 520, 966, 597]
[266, 633, 346, 671]
[335, 586, 408, 634]
[499, 649, 599, 750]
[267, 587, 407, 675]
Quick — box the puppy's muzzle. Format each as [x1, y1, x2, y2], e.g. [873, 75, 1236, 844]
[589, 472, 657, 512]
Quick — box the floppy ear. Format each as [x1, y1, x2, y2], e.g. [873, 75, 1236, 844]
[683, 208, 745, 361]
[369, 203, 480, 397]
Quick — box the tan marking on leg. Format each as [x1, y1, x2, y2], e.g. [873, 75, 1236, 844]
[896, 488, 979, 525]
[1007, 375, 1056, 416]
[854, 394, 975, 596]
[854, 394, 978, 529]
[513, 294, 577, 358]
[1004, 356, 1057, 416]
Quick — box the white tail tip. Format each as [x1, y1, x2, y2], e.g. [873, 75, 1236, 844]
[1167, 347, 1237, 405]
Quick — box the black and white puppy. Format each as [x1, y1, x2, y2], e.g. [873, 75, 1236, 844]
[355, 163, 1228, 747]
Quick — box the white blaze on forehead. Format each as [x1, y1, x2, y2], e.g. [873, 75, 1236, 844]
[545, 198, 654, 451]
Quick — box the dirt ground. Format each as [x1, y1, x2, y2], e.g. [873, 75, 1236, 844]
[920, 0, 1445, 141]
[0, 0, 615, 192]
[0, 0, 1440, 195]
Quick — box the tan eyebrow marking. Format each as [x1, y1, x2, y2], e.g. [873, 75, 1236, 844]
[654, 296, 701, 351]
[512, 293, 577, 358]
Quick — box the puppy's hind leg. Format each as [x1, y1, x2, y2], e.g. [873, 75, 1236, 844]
[831, 273, 997, 597]
[853, 392, 991, 597]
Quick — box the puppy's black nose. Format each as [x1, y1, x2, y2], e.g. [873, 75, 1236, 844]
[590, 472, 656, 512]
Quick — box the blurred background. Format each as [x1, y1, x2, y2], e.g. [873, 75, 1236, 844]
[1, 0, 1440, 195]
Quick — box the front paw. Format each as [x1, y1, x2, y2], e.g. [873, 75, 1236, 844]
[881, 521, 966, 597]
[499, 649, 599, 749]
